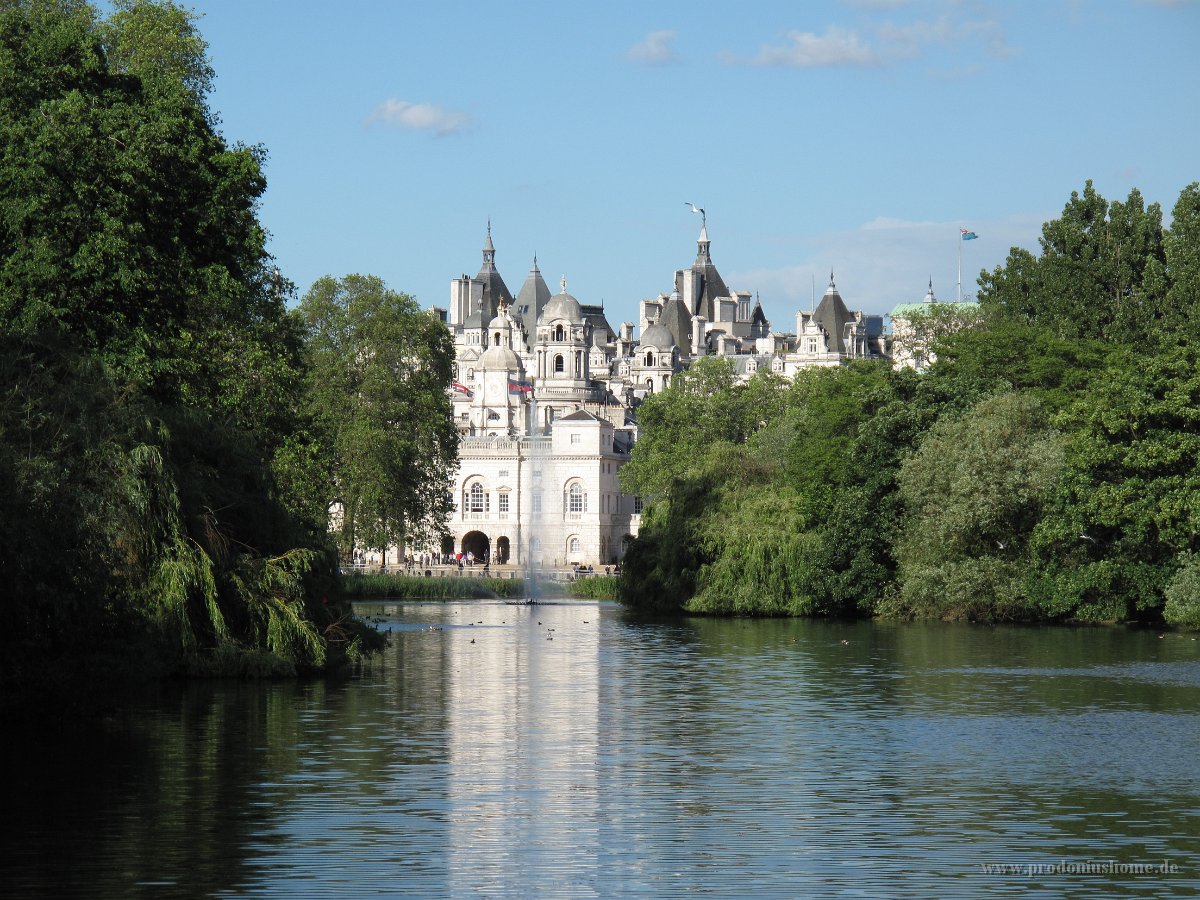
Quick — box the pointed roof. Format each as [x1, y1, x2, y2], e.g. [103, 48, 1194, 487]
[515, 255, 552, 323]
[812, 272, 855, 354]
[687, 222, 731, 321]
[751, 292, 768, 326]
[657, 291, 693, 351]
[475, 222, 514, 321]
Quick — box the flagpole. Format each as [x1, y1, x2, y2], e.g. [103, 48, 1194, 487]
[957, 229, 962, 304]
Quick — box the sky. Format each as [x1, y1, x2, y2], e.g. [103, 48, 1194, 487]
[178, 0, 1198, 330]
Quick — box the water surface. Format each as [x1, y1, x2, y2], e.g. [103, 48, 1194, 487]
[4, 602, 1199, 898]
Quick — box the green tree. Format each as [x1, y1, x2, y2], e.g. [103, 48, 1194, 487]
[893, 392, 1065, 622]
[1029, 344, 1200, 623]
[295, 275, 458, 561]
[0, 1, 369, 684]
[978, 181, 1171, 348]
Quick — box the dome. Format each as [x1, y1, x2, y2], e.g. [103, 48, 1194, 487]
[538, 291, 585, 326]
[640, 322, 676, 350]
[479, 345, 523, 371]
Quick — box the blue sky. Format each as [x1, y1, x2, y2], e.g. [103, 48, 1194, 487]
[184, 0, 1198, 329]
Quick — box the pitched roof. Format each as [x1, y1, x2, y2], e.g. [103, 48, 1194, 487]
[813, 275, 854, 354]
[515, 258, 552, 323]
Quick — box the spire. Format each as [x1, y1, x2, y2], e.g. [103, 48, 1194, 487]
[696, 222, 711, 263]
[924, 277, 936, 304]
[825, 270, 837, 295]
[481, 220, 496, 272]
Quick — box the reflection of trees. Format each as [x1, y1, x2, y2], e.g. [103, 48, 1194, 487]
[4, 682, 310, 898]
[1, 617, 455, 900]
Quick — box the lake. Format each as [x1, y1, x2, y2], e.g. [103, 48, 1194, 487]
[4, 600, 1199, 898]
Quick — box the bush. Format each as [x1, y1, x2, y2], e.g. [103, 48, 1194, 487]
[1164, 554, 1200, 630]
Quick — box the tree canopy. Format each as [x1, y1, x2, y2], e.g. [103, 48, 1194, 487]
[292, 274, 458, 561]
[0, 0, 385, 686]
[621, 180, 1200, 629]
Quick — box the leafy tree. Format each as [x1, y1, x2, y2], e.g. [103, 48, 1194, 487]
[295, 274, 458, 561]
[893, 392, 1065, 622]
[1029, 344, 1200, 622]
[978, 181, 1171, 348]
[619, 357, 788, 501]
[0, 0, 372, 684]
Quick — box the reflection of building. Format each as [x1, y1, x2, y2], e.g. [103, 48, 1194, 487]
[425, 221, 892, 566]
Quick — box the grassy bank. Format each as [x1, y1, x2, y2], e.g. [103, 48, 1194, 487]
[340, 573, 622, 602]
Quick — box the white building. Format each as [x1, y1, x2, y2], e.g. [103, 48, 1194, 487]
[421, 220, 893, 568]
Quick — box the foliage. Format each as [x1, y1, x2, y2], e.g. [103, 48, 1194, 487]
[892, 393, 1065, 621]
[1164, 553, 1200, 631]
[0, 0, 369, 686]
[340, 573, 526, 600]
[620, 182, 1200, 626]
[619, 358, 788, 502]
[1029, 344, 1200, 622]
[293, 274, 458, 560]
[977, 180, 1172, 348]
[567, 575, 620, 600]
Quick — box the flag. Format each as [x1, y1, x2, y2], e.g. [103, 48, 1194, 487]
[508, 379, 533, 394]
[451, 381, 473, 398]
[960, 228, 978, 240]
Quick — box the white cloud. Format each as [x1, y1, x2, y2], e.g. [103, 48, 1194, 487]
[736, 5, 1017, 71]
[752, 26, 879, 68]
[727, 213, 1047, 325]
[627, 30, 679, 65]
[365, 99, 471, 137]
[842, 0, 912, 8]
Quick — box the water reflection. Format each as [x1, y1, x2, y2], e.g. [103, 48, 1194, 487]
[2, 609, 1198, 898]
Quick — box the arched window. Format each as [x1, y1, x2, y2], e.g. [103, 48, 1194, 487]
[645, 378, 654, 393]
[567, 481, 586, 514]
[494, 331, 501, 347]
[465, 481, 488, 513]
[554, 354, 565, 373]
[568, 536, 581, 556]
[646, 351, 654, 366]
[555, 324, 565, 342]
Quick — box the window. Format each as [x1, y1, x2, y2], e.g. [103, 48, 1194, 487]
[531, 536, 541, 552]
[466, 482, 488, 513]
[646, 352, 654, 366]
[634, 496, 644, 514]
[570, 433, 581, 445]
[568, 482, 586, 513]
[554, 354, 565, 373]
[498, 470, 509, 478]
[568, 536, 581, 555]
[498, 493, 509, 513]
[533, 492, 543, 514]
[555, 324, 565, 342]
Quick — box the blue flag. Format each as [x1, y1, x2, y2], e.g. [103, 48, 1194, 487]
[960, 228, 978, 240]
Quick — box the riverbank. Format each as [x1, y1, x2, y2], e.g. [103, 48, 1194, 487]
[340, 572, 620, 601]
